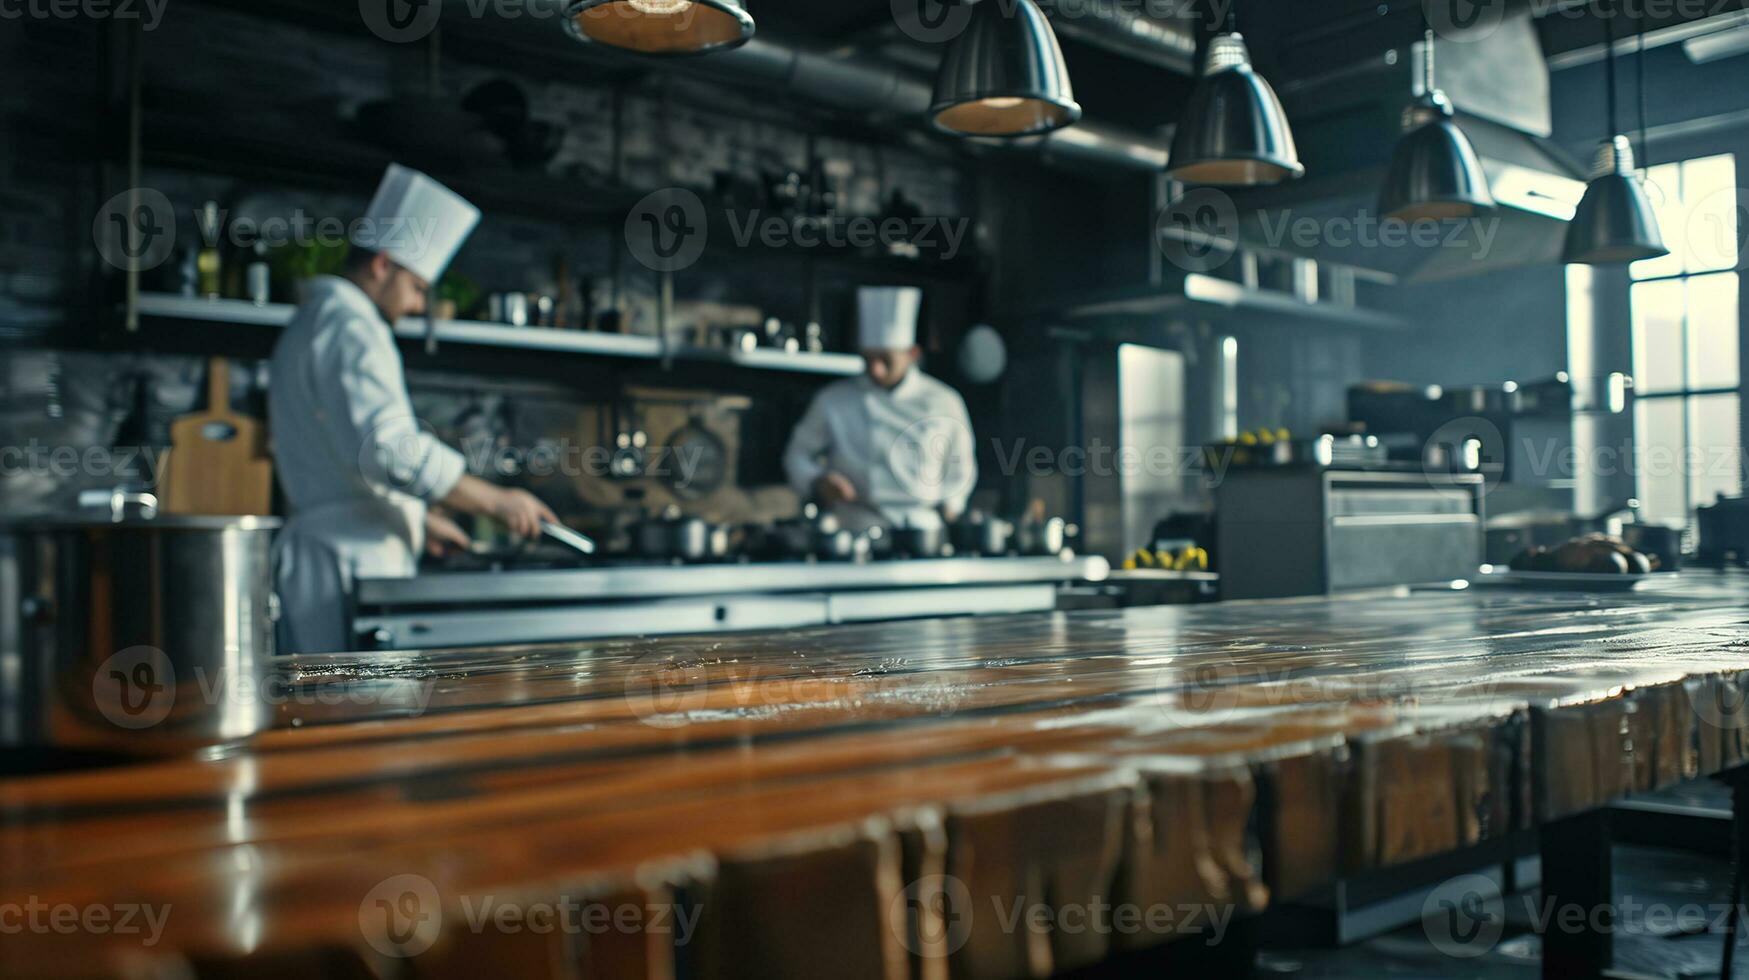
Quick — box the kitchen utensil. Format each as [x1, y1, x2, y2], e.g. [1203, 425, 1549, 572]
[632, 509, 732, 563]
[951, 510, 1012, 556]
[663, 418, 729, 501]
[0, 509, 281, 755]
[890, 522, 946, 559]
[161, 359, 273, 516]
[815, 527, 869, 562]
[1016, 516, 1067, 556]
[246, 260, 272, 305]
[634, 510, 675, 560]
[496, 293, 530, 326]
[668, 515, 708, 562]
[1204, 433, 1386, 471]
[762, 510, 819, 560]
[541, 521, 597, 556]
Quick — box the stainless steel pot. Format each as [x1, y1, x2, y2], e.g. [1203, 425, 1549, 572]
[0, 511, 281, 756]
[950, 511, 1012, 556]
[1016, 517, 1067, 556]
[890, 523, 946, 559]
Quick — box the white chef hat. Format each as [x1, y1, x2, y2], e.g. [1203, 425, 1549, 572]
[354, 164, 481, 284]
[857, 286, 922, 350]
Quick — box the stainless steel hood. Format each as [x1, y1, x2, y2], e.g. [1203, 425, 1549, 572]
[1229, 13, 1586, 282]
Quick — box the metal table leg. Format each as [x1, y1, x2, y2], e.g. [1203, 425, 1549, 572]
[1721, 775, 1749, 978]
[1540, 807, 1613, 979]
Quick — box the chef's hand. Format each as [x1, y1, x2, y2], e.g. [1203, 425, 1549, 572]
[424, 510, 472, 557]
[814, 472, 858, 506]
[492, 486, 559, 539]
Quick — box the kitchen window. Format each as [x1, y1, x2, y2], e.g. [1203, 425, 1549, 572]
[1628, 153, 1742, 528]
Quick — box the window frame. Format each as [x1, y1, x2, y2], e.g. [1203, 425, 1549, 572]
[1627, 152, 1742, 526]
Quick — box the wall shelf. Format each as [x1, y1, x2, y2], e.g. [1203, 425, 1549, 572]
[133, 293, 865, 377]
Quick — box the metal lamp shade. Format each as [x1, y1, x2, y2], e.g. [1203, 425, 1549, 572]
[1166, 34, 1302, 186]
[564, 0, 754, 56]
[930, 0, 1081, 138]
[1379, 112, 1495, 221]
[1564, 137, 1668, 265]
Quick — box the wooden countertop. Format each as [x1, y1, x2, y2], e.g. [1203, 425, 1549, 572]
[6, 572, 1749, 978]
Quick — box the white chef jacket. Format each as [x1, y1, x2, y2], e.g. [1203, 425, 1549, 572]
[783, 369, 977, 532]
[268, 276, 467, 654]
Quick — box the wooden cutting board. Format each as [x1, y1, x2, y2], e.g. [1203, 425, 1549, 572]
[161, 358, 274, 516]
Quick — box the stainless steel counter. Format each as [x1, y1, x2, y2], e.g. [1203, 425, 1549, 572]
[352, 555, 1112, 650]
[357, 555, 1110, 606]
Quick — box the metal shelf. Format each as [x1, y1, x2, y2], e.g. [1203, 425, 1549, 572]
[134, 293, 864, 377]
[677, 343, 865, 377]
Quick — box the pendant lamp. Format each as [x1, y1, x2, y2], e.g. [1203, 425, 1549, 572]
[564, 0, 754, 56]
[1379, 28, 1495, 221]
[929, 0, 1081, 138]
[1166, 20, 1302, 186]
[1564, 4, 1668, 264]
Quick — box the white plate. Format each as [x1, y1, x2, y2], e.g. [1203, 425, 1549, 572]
[1480, 569, 1676, 591]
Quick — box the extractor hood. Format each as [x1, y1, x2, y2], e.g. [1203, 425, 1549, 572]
[1227, 13, 1586, 282]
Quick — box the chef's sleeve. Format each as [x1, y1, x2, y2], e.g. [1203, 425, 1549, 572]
[327, 316, 467, 501]
[783, 391, 831, 498]
[943, 392, 978, 516]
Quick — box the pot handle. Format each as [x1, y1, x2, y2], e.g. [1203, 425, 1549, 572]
[76, 488, 159, 522]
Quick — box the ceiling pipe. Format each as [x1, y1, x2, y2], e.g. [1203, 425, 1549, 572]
[674, 32, 1172, 172]
[1033, 0, 1199, 74]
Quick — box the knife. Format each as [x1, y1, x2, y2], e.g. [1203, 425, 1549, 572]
[541, 521, 597, 555]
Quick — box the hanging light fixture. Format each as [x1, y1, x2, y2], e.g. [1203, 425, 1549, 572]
[563, 0, 754, 56]
[1379, 28, 1495, 222]
[1563, 4, 1668, 264]
[1165, 11, 1302, 186]
[929, 0, 1081, 138]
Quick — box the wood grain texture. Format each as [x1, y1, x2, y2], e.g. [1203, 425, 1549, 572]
[162, 358, 273, 516]
[5, 573, 1749, 978]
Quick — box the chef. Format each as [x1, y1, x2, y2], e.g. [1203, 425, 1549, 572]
[783, 286, 977, 532]
[269, 164, 556, 654]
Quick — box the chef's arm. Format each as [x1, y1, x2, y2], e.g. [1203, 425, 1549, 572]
[333, 324, 467, 501]
[333, 322, 554, 536]
[783, 396, 831, 498]
[940, 402, 978, 522]
[440, 474, 557, 538]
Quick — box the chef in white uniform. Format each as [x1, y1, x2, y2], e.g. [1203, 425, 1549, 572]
[269, 164, 557, 654]
[783, 286, 977, 532]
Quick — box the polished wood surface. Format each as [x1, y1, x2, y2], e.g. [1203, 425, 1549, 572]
[6, 573, 1749, 978]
